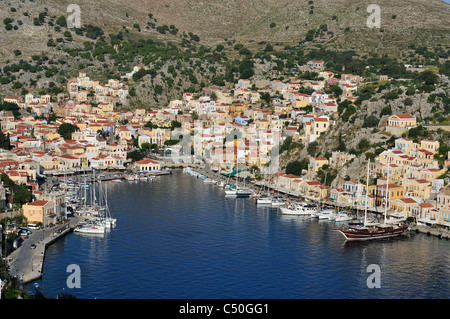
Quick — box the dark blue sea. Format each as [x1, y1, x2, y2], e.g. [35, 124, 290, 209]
[29, 170, 450, 299]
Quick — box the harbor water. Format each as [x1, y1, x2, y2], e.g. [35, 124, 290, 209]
[30, 170, 450, 299]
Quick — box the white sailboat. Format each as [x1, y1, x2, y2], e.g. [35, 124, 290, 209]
[317, 206, 335, 220]
[332, 212, 353, 222]
[280, 198, 316, 215]
[74, 222, 105, 234]
[224, 187, 237, 196]
[74, 170, 116, 234]
[256, 177, 272, 205]
[102, 181, 117, 228]
[235, 162, 252, 198]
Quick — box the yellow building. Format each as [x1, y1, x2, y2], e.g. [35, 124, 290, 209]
[310, 185, 329, 200]
[420, 140, 439, 153]
[394, 138, 415, 155]
[134, 159, 161, 172]
[419, 168, 445, 182]
[76, 91, 88, 102]
[138, 135, 152, 148]
[22, 200, 55, 226]
[374, 184, 405, 207]
[403, 178, 431, 201]
[309, 157, 329, 173]
[387, 114, 416, 128]
[229, 103, 248, 117]
[390, 197, 418, 217]
[311, 117, 329, 137]
[99, 103, 114, 113]
[58, 154, 81, 170]
[300, 180, 322, 197]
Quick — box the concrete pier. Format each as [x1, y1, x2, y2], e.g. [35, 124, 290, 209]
[7, 216, 81, 284]
[410, 225, 450, 240]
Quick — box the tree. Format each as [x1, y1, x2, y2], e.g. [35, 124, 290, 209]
[305, 29, 315, 41]
[285, 159, 308, 176]
[0, 173, 31, 206]
[358, 138, 371, 150]
[250, 165, 260, 174]
[380, 106, 392, 116]
[58, 123, 80, 140]
[144, 121, 155, 129]
[280, 136, 293, 153]
[307, 141, 319, 157]
[56, 16, 66, 27]
[141, 143, 151, 153]
[362, 115, 379, 128]
[419, 70, 439, 86]
[13, 184, 32, 206]
[127, 150, 144, 162]
[170, 120, 182, 130]
[341, 104, 356, 122]
[403, 97, 413, 106]
[0, 131, 11, 150]
[406, 85, 416, 96]
[335, 132, 346, 152]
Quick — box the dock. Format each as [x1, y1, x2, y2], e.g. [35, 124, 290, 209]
[7, 216, 81, 284]
[410, 225, 450, 240]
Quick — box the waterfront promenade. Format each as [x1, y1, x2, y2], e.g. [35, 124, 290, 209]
[189, 166, 450, 240]
[193, 167, 391, 219]
[7, 216, 81, 284]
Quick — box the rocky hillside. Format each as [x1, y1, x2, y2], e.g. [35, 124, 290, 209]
[279, 74, 450, 187]
[1, 0, 449, 62]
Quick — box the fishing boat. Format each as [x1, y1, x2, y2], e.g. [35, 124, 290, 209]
[111, 179, 122, 183]
[337, 159, 409, 241]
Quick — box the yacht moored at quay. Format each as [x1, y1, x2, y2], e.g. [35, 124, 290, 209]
[183, 166, 412, 241]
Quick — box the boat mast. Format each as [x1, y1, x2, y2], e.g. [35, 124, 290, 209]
[384, 156, 390, 225]
[93, 168, 96, 210]
[364, 159, 370, 226]
[84, 173, 87, 214]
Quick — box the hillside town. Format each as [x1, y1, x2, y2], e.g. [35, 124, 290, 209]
[0, 59, 449, 232]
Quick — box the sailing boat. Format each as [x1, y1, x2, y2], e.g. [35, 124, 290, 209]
[235, 173, 252, 198]
[74, 171, 106, 235]
[224, 168, 237, 195]
[99, 181, 117, 228]
[314, 173, 335, 219]
[337, 158, 409, 241]
[256, 176, 272, 204]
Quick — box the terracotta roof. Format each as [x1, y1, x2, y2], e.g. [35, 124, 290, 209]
[136, 159, 160, 165]
[399, 198, 417, 204]
[27, 200, 49, 206]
